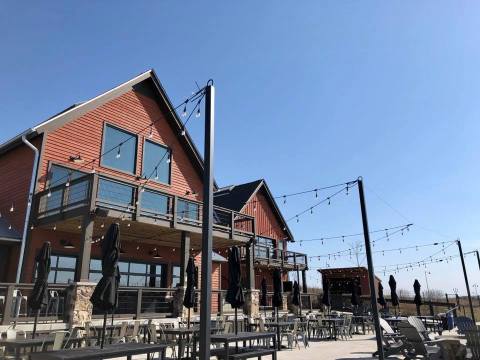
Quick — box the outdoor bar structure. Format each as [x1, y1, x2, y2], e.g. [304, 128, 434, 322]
[0, 70, 309, 327]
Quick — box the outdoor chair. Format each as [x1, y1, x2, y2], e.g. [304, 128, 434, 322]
[2, 329, 28, 360]
[397, 321, 442, 359]
[148, 323, 173, 360]
[125, 320, 141, 343]
[51, 330, 70, 351]
[311, 314, 330, 339]
[82, 321, 97, 346]
[408, 316, 432, 341]
[456, 316, 475, 334]
[280, 319, 308, 349]
[111, 321, 128, 344]
[338, 315, 353, 340]
[464, 326, 480, 360]
[373, 318, 411, 358]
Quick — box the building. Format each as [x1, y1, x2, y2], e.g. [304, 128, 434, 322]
[0, 69, 307, 324]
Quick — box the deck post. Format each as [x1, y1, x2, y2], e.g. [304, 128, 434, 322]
[357, 177, 384, 360]
[301, 269, 308, 293]
[1, 285, 15, 325]
[180, 231, 191, 287]
[199, 82, 214, 360]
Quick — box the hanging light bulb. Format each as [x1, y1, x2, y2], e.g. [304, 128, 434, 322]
[315, 189, 318, 198]
[30, 225, 34, 230]
[154, 167, 159, 180]
[0, 211, 2, 218]
[346, 185, 349, 195]
[181, 127, 186, 136]
[8, 224, 12, 230]
[342, 236, 345, 243]
[195, 107, 201, 118]
[141, 187, 145, 193]
[310, 207, 313, 214]
[53, 224, 57, 231]
[182, 102, 188, 117]
[148, 125, 154, 138]
[166, 154, 171, 164]
[9, 203, 14, 212]
[283, 196, 287, 204]
[116, 145, 121, 159]
[327, 197, 331, 205]
[47, 189, 52, 198]
[296, 215, 299, 223]
[65, 176, 70, 187]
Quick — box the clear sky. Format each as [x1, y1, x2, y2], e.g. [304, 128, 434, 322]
[1, 1, 479, 296]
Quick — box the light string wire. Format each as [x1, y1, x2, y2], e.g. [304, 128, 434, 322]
[256, 182, 357, 238]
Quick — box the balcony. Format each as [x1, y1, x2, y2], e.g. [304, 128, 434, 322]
[249, 244, 308, 271]
[32, 173, 255, 247]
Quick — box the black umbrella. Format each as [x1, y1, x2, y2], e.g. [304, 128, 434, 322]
[351, 279, 361, 308]
[388, 275, 399, 315]
[225, 246, 244, 335]
[413, 279, 422, 315]
[272, 269, 283, 323]
[292, 281, 300, 307]
[183, 257, 196, 326]
[28, 241, 51, 339]
[260, 278, 268, 317]
[322, 279, 331, 312]
[90, 223, 121, 348]
[377, 282, 387, 308]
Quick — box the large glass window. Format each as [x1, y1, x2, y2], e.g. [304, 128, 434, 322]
[172, 266, 181, 288]
[255, 236, 275, 259]
[101, 124, 137, 174]
[46, 255, 77, 284]
[90, 259, 166, 288]
[142, 140, 171, 184]
[97, 178, 135, 210]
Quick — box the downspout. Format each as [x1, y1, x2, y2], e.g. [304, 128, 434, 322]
[16, 135, 39, 283]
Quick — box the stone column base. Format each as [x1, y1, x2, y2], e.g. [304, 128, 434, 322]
[281, 294, 288, 312]
[243, 289, 260, 318]
[67, 282, 96, 328]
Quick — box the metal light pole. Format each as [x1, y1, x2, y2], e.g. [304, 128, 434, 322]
[199, 82, 215, 360]
[457, 239, 476, 323]
[357, 177, 384, 360]
[476, 250, 480, 271]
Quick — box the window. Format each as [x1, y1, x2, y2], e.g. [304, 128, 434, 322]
[90, 259, 166, 288]
[46, 255, 77, 284]
[101, 124, 137, 174]
[142, 140, 171, 184]
[255, 236, 275, 259]
[97, 178, 135, 210]
[172, 266, 181, 287]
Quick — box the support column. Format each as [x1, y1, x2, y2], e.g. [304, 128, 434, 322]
[180, 231, 191, 287]
[76, 214, 94, 282]
[243, 240, 259, 317]
[302, 270, 308, 293]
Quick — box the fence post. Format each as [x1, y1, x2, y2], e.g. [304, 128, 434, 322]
[136, 289, 143, 319]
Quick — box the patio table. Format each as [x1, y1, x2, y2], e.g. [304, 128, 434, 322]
[208, 331, 277, 359]
[29, 342, 167, 360]
[0, 336, 84, 357]
[160, 326, 223, 359]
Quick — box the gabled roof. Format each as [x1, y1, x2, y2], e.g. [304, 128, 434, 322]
[214, 179, 294, 241]
[0, 218, 21, 243]
[0, 69, 217, 187]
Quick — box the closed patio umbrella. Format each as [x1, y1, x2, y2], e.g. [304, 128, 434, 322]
[351, 279, 361, 308]
[183, 257, 196, 327]
[377, 282, 387, 308]
[272, 269, 283, 323]
[90, 223, 121, 348]
[388, 275, 399, 315]
[225, 246, 244, 335]
[260, 278, 268, 317]
[292, 280, 300, 307]
[413, 279, 422, 315]
[28, 241, 51, 339]
[322, 279, 331, 312]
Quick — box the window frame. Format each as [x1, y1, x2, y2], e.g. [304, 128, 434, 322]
[46, 162, 87, 189]
[141, 138, 172, 186]
[100, 122, 138, 176]
[35, 253, 77, 284]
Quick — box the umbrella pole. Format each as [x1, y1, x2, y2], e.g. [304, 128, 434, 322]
[110, 312, 115, 343]
[187, 308, 191, 359]
[32, 310, 39, 339]
[101, 312, 107, 349]
[235, 307, 238, 353]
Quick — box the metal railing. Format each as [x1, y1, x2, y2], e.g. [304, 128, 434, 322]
[251, 244, 308, 268]
[34, 173, 255, 238]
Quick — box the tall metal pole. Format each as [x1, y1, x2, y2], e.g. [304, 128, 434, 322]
[199, 82, 214, 360]
[357, 177, 384, 360]
[457, 239, 476, 323]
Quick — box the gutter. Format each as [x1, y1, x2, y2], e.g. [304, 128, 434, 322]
[16, 135, 40, 283]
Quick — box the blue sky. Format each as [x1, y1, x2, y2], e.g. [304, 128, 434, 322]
[1, 1, 479, 295]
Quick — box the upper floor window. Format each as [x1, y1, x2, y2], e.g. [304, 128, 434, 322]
[101, 124, 137, 174]
[142, 140, 171, 184]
